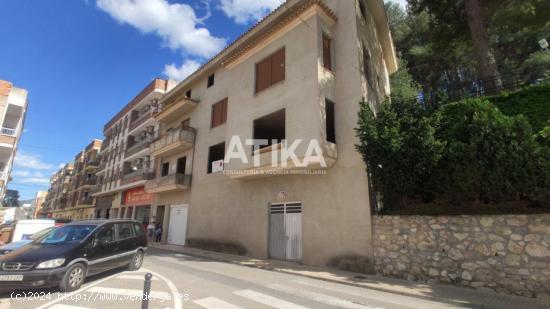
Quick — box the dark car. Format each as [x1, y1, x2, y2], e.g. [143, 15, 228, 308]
[0, 219, 147, 292]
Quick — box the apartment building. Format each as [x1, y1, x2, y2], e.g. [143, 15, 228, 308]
[32, 190, 48, 218]
[94, 79, 175, 222]
[148, 0, 397, 266]
[44, 163, 74, 218]
[0, 80, 28, 203]
[55, 139, 102, 220]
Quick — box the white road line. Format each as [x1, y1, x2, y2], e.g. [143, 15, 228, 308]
[293, 280, 447, 309]
[48, 305, 91, 309]
[268, 283, 382, 309]
[233, 289, 309, 309]
[87, 286, 171, 300]
[194, 297, 243, 309]
[117, 274, 159, 281]
[36, 271, 129, 309]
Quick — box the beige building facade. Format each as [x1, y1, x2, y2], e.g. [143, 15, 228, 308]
[43, 163, 74, 218]
[94, 79, 175, 223]
[0, 80, 28, 203]
[150, 0, 397, 265]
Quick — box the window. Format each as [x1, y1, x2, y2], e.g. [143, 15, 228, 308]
[359, 0, 366, 19]
[207, 142, 225, 174]
[363, 46, 374, 89]
[117, 223, 134, 240]
[177, 157, 186, 174]
[96, 224, 115, 243]
[253, 109, 285, 151]
[161, 162, 170, 176]
[255, 48, 285, 93]
[325, 100, 336, 143]
[207, 74, 215, 88]
[211, 98, 228, 128]
[185, 89, 192, 98]
[133, 223, 145, 236]
[322, 35, 332, 71]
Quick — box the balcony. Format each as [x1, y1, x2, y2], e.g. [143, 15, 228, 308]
[129, 111, 153, 132]
[0, 127, 16, 146]
[121, 169, 155, 186]
[125, 137, 153, 158]
[150, 127, 195, 158]
[155, 97, 198, 123]
[80, 177, 97, 187]
[145, 173, 191, 193]
[84, 159, 100, 170]
[78, 197, 94, 206]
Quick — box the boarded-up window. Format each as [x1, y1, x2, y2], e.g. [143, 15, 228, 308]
[211, 98, 228, 128]
[322, 35, 332, 71]
[255, 48, 285, 93]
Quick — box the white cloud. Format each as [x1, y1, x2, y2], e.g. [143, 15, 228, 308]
[14, 152, 54, 170]
[217, 0, 280, 24]
[96, 0, 226, 58]
[163, 59, 202, 82]
[18, 177, 50, 185]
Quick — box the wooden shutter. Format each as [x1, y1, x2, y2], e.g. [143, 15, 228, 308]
[211, 98, 228, 128]
[255, 57, 272, 93]
[271, 48, 285, 84]
[323, 36, 332, 71]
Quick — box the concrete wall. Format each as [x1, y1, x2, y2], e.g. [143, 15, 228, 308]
[373, 215, 550, 299]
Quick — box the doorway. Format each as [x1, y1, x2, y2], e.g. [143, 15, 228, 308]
[167, 205, 188, 245]
[269, 202, 302, 260]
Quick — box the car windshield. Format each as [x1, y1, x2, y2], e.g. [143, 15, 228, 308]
[30, 227, 56, 240]
[37, 225, 95, 244]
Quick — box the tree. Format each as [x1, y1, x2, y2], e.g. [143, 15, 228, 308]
[356, 98, 444, 207]
[3, 189, 20, 207]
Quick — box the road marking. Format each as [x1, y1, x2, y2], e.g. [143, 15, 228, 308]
[293, 280, 446, 309]
[194, 297, 243, 309]
[141, 267, 183, 309]
[117, 274, 159, 281]
[87, 286, 171, 300]
[268, 283, 382, 309]
[233, 289, 309, 309]
[48, 305, 90, 309]
[36, 271, 128, 309]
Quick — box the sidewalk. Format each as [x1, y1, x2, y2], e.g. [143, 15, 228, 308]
[149, 243, 550, 309]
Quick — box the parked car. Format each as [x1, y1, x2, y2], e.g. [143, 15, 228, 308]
[0, 227, 56, 255]
[11, 219, 56, 243]
[0, 219, 147, 292]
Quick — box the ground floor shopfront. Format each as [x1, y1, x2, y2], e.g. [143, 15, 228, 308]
[149, 190, 191, 244]
[51, 205, 95, 220]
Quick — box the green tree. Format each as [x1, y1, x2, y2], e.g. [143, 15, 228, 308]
[356, 98, 444, 207]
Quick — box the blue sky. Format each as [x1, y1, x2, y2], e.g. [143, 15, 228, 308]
[1, 0, 406, 200]
[0, 0, 284, 200]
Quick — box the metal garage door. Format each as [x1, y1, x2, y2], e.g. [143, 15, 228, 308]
[269, 202, 302, 260]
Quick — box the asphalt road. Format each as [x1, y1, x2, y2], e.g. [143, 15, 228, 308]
[0, 247, 466, 309]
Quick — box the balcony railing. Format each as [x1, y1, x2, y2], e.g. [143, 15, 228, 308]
[1, 127, 16, 137]
[150, 127, 195, 155]
[79, 197, 94, 205]
[129, 111, 153, 132]
[81, 177, 97, 186]
[85, 159, 100, 168]
[125, 137, 154, 158]
[145, 173, 191, 192]
[121, 169, 155, 185]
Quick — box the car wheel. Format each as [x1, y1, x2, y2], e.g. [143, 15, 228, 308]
[128, 250, 144, 271]
[59, 263, 86, 292]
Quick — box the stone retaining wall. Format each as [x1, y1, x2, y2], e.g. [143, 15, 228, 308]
[373, 215, 550, 299]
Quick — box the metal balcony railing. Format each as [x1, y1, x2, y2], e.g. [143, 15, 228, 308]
[125, 137, 154, 157]
[121, 169, 155, 185]
[129, 111, 153, 132]
[146, 173, 191, 191]
[79, 197, 94, 205]
[1, 127, 16, 137]
[150, 127, 195, 154]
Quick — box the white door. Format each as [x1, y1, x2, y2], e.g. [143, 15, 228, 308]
[167, 204, 188, 245]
